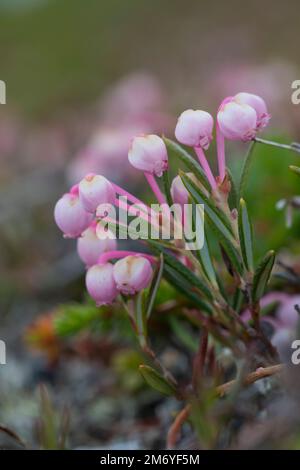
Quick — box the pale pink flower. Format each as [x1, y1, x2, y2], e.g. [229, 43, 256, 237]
[86, 263, 118, 306]
[113, 255, 153, 295]
[77, 223, 117, 268]
[217, 98, 257, 141]
[175, 109, 214, 149]
[78, 173, 115, 213]
[234, 92, 271, 130]
[128, 134, 168, 177]
[54, 192, 92, 238]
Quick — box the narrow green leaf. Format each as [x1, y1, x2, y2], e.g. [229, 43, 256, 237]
[232, 288, 244, 313]
[169, 317, 198, 352]
[238, 141, 256, 200]
[163, 264, 213, 313]
[162, 169, 173, 207]
[148, 239, 213, 302]
[195, 235, 217, 287]
[163, 137, 210, 191]
[180, 172, 235, 243]
[252, 250, 275, 302]
[146, 254, 164, 319]
[189, 205, 217, 287]
[238, 198, 254, 272]
[226, 166, 238, 209]
[139, 365, 176, 396]
[181, 173, 243, 275]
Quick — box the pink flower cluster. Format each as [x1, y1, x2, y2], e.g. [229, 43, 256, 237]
[54, 91, 270, 306]
[54, 172, 155, 305]
[175, 91, 270, 187]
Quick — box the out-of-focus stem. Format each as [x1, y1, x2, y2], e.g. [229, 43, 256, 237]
[254, 137, 300, 153]
[167, 363, 284, 448]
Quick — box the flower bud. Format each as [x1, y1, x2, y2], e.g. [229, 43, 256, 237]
[86, 263, 118, 306]
[217, 99, 257, 141]
[234, 92, 270, 130]
[77, 223, 117, 267]
[79, 173, 115, 213]
[113, 255, 153, 295]
[128, 135, 168, 177]
[171, 172, 196, 205]
[175, 109, 214, 149]
[54, 192, 93, 238]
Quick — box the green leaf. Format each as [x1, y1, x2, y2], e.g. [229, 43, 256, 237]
[252, 250, 275, 302]
[163, 264, 212, 313]
[139, 365, 176, 396]
[238, 198, 254, 272]
[238, 141, 256, 200]
[169, 316, 198, 352]
[162, 169, 173, 207]
[180, 172, 235, 243]
[163, 137, 210, 191]
[180, 173, 243, 275]
[146, 254, 164, 319]
[226, 167, 238, 209]
[189, 208, 217, 287]
[148, 239, 213, 302]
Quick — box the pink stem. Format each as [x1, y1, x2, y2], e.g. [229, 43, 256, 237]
[216, 123, 226, 182]
[144, 172, 174, 225]
[144, 172, 166, 205]
[112, 183, 147, 207]
[112, 182, 157, 220]
[98, 250, 156, 265]
[116, 198, 159, 229]
[194, 147, 217, 191]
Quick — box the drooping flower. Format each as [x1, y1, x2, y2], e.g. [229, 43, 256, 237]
[113, 255, 153, 295]
[54, 192, 93, 238]
[217, 98, 257, 141]
[234, 92, 271, 130]
[128, 134, 168, 177]
[78, 173, 115, 213]
[175, 109, 214, 149]
[77, 223, 117, 268]
[85, 263, 118, 306]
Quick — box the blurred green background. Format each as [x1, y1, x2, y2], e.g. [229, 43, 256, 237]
[1, 0, 300, 117]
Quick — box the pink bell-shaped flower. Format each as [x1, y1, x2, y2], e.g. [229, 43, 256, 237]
[175, 109, 214, 149]
[86, 263, 118, 306]
[54, 192, 93, 238]
[79, 173, 116, 213]
[234, 92, 271, 130]
[113, 255, 153, 295]
[128, 135, 168, 177]
[77, 223, 117, 268]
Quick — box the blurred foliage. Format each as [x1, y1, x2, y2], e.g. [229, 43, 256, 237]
[229, 137, 300, 256]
